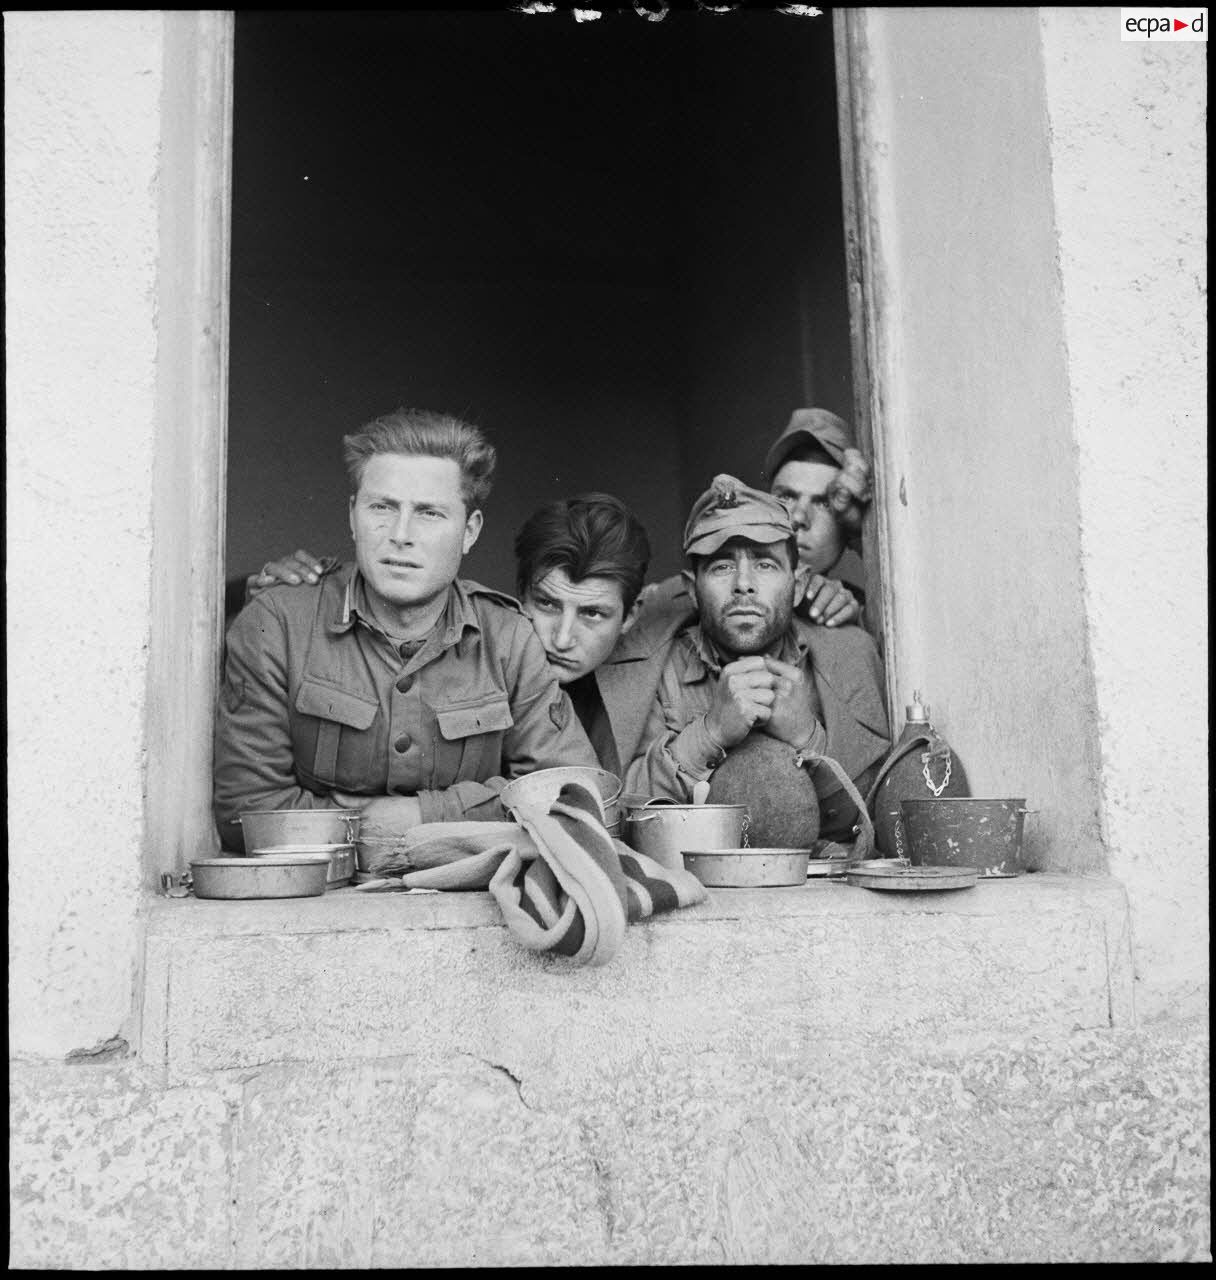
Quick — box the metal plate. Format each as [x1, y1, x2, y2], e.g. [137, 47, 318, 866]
[845, 863, 978, 892]
[806, 858, 851, 877]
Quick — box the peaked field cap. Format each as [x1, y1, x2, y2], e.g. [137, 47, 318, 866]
[683, 474, 794, 557]
[763, 407, 856, 479]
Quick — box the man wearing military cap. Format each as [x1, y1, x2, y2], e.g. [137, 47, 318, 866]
[623, 474, 889, 844]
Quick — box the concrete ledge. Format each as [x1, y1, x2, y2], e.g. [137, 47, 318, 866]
[141, 873, 1134, 1085]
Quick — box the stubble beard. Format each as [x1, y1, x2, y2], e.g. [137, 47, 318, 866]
[703, 601, 792, 659]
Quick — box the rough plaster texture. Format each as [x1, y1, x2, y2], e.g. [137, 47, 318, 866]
[5, 11, 166, 1058]
[140, 879, 1134, 1084]
[10, 1005, 1209, 1265]
[9, 1062, 237, 1270]
[1038, 8, 1208, 1020]
[853, 7, 1106, 875]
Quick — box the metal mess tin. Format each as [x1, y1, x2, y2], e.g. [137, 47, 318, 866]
[190, 852, 331, 900]
[627, 802, 749, 873]
[250, 842, 355, 887]
[500, 766, 622, 826]
[236, 808, 361, 851]
[682, 847, 809, 888]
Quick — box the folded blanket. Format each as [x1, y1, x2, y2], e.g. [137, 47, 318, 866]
[358, 780, 707, 967]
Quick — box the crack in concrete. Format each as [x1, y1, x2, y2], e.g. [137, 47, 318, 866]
[577, 1119, 616, 1249]
[65, 1035, 130, 1063]
[483, 1060, 535, 1111]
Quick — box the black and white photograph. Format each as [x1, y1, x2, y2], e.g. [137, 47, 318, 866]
[6, 3, 1208, 1267]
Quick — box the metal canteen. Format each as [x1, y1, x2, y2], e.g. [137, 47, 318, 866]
[866, 693, 970, 857]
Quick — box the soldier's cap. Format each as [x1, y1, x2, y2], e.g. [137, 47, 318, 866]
[763, 407, 856, 480]
[683, 474, 795, 558]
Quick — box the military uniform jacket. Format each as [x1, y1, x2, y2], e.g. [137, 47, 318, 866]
[592, 575, 695, 776]
[214, 567, 598, 850]
[622, 613, 890, 825]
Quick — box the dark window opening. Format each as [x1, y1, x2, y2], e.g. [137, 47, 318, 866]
[226, 9, 853, 600]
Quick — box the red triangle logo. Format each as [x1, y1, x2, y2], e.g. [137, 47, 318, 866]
[1174, 18, 1189, 30]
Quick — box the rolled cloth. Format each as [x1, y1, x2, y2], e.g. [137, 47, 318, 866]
[359, 781, 707, 967]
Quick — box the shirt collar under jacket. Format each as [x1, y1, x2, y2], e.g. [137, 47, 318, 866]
[682, 623, 807, 683]
[327, 565, 482, 650]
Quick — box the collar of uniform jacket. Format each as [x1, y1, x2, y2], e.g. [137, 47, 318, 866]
[326, 564, 483, 648]
[603, 575, 695, 666]
[681, 623, 806, 682]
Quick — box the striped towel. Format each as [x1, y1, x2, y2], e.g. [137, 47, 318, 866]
[377, 781, 707, 967]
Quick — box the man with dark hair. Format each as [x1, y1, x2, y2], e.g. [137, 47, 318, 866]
[512, 493, 655, 777]
[624, 475, 889, 844]
[213, 407, 598, 850]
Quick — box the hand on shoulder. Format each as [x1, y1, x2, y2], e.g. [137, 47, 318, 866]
[245, 549, 336, 601]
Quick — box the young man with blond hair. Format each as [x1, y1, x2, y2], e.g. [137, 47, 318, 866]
[214, 407, 598, 850]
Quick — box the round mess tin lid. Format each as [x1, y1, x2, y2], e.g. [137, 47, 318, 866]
[191, 852, 331, 868]
[249, 844, 352, 855]
[682, 847, 810, 856]
[846, 863, 978, 891]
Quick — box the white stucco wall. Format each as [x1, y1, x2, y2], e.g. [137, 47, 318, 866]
[6, 11, 166, 1057]
[848, 7, 1108, 873]
[6, 9, 230, 1059]
[1038, 8, 1208, 1020]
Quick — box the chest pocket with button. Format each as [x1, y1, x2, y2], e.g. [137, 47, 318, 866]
[433, 691, 514, 784]
[292, 679, 381, 791]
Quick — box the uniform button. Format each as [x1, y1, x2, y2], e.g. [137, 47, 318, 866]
[394, 734, 412, 753]
[826, 808, 839, 820]
[396, 675, 413, 694]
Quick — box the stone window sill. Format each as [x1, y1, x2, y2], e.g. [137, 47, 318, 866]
[141, 873, 1134, 1085]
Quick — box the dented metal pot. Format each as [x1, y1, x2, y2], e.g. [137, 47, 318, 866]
[901, 797, 1032, 877]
